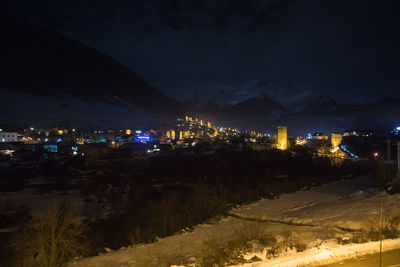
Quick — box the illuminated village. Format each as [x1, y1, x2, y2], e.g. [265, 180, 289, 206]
[2, 116, 398, 162]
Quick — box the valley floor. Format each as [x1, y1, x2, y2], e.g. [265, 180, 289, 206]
[68, 176, 400, 267]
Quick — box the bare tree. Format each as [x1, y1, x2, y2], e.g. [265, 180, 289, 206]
[13, 203, 88, 267]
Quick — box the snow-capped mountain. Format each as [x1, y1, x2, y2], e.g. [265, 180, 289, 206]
[225, 94, 288, 119]
[298, 96, 341, 114]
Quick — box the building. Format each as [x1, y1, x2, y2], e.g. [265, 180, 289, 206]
[0, 132, 18, 142]
[343, 130, 374, 137]
[184, 131, 191, 138]
[277, 126, 287, 150]
[311, 133, 329, 140]
[331, 133, 343, 147]
[212, 128, 218, 137]
[178, 131, 191, 139]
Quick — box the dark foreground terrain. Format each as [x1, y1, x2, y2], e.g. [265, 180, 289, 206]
[0, 140, 373, 266]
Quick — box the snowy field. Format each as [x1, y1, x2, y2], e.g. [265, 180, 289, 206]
[68, 176, 400, 267]
[230, 176, 400, 230]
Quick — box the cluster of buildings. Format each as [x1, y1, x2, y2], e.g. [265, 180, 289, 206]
[163, 116, 239, 141]
[1, 120, 399, 162]
[0, 127, 159, 158]
[161, 117, 348, 157]
[276, 126, 355, 161]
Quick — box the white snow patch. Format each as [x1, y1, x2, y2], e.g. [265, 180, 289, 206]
[237, 239, 400, 267]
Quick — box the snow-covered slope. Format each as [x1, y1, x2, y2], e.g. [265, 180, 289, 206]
[68, 176, 400, 267]
[231, 177, 400, 230]
[0, 89, 167, 128]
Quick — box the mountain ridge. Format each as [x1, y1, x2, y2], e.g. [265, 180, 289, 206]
[0, 11, 182, 114]
[224, 94, 288, 118]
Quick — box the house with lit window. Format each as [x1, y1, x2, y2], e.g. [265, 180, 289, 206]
[0, 132, 18, 142]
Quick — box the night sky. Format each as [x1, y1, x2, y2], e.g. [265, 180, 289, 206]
[1, 0, 400, 108]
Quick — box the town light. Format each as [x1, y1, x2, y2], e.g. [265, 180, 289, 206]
[331, 146, 339, 153]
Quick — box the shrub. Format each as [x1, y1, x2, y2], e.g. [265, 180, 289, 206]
[387, 175, 400, 194]
[350, 232, 368, 244]
[293, 240, 307, 252]
[12, 203, 88, 267]
[372, 162, 397, 188]
[363, 214, 400, 241]
[280, 231, 307, 252]
[200, 221, 276, 266]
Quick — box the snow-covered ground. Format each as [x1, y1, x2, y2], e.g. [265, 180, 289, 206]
[68, 176, 400, 267]
[230, 176, 400, 230]
[236, 240, 400, 267]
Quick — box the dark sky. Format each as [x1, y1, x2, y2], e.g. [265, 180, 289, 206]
[1, 0, 400, 108]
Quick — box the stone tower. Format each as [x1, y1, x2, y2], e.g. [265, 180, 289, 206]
[331, 133, 343, 148]
[277, 126, 287, 150]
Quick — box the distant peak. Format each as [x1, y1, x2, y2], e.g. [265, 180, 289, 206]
[316, 95, 336, 103]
